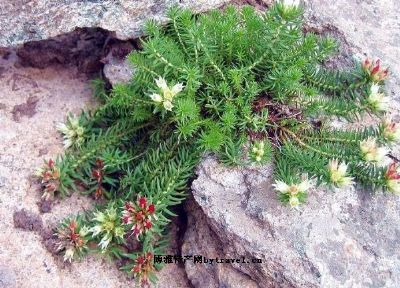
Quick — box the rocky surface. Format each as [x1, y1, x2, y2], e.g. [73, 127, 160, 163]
[182, 1, 400, 287]
[0, 0, 230, 47]
[102, 41, 136, 86]
[15, 28, 109, 74]
[186, 156, 400, 288]
[182, 196, 259, 288]
[0, 50, 189, 288]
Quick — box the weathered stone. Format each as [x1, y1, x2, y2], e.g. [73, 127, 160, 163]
[0, 0, 230, 47]
[182, 195, 259, 288]
[16, 28, 108, 74]
[0, 266, 16, 288]
[102, 41, 135, 86]
[188, 157, 400, 287]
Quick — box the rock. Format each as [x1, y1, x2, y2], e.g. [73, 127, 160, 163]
[102, 42, 135, 86]
[0, 176, 6, 188]
[303, 0, 400, 103]
[16, 28, 108, 74]
[0, 266, 16, 288]
[187, 157, 400, 287]
[182, 195, 259, 288]
[0, 0, 230, 47]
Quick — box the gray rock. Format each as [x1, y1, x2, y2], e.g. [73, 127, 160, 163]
[0, 266, 16, 288]
[16, 28, 108, 74]
[303, 0, 400, 105]
[0, 0, 230, 47]
[187, 157, 400, 287]
[103, 42, 135, 86]
[0, 176, 6, 188]
[182, 195, 259, 288]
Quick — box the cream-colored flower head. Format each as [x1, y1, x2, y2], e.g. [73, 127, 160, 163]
[273, 178, 313, 196]
[90, 206, 124, 251]
[282, 0, 300, 8]
[56, 114, 85, 148]
[360, 137, 390, 166]
[327, 159, 354, 188]
[367, 84, 389, 112]
[382, 117, 400, 143]
[150, 77, 184, 111]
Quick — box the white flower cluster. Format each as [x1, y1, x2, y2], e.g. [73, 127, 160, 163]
[150, 77, 184, 111]
[273, 178, 312, 208]
[282, 0, 300, 8]
[360, 137, 390, 167]
[56, 114, 85, 149]
[90, 206, 125, 251]
[327, 159, 354, 188]
[367, 84, 390, 113]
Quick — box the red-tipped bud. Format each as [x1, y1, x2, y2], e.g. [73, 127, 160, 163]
[70, 232, 80, 242]
[133, 265, 142, 274]
[124, 201, 134, 211]
[386, 163, 400, 180]
[371, 62, 380, 75]
[138, 196, 147, 209]
[92, 169, 101, 181]
[46, 183, 56, 192]
[144, 219, 152, 230]
[95, 159, 104, 168]
[135, 212, 144, 221]
[69, 220, 77, 231]
[122, 215, 130, 224]
[133, 224, 141, 235]
[48, 159, 55, 169]
[95, 187, 103, 199]
[136, 256, 145, 265]
[147, 204, 155, 214]
[363, 58, 370, 69]
[42, 171, 52, 181]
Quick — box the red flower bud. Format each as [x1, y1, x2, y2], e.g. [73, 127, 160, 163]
[95, 159, 104, 168]
[371, 62, 380, 75]
[95, 187, 103, 199]
[136, 256, 145, 265]
[363, 58, 370, 69]
[133, 224, 141, 235]
[69, 220, 77, 232]
[48, 159, 55, 169]
[46, 183, 56, 192]
[147, 204, 155, 214]
[124, 201, 134, 211]
[136, 212, 144, 221]
[386, 163, 400, 180]
[138, 197, 147, 209]
[43, 171, 52, 181]
[133, 265, 142, 273]
[144, 219, 152, 229]
[70, 233, 80, 242]
[122, 215, 130, 224]
[92, 169, 101, 182]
